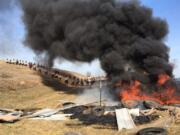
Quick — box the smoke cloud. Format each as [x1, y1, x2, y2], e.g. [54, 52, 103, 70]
[20, 0, 173, 85]
[74, 88, 119, 106]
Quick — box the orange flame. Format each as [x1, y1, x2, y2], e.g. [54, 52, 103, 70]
[118, 74, 180, 105]
[158, 73, 170, 85]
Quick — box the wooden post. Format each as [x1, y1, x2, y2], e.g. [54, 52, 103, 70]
[100, 80, 102, 106]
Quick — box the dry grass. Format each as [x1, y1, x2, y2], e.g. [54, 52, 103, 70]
[0, 60, 179, 135]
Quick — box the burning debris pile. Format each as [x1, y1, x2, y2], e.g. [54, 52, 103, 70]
[20, 0, 179, 105]
[117, 74, 180, 105]
[1, 98, 180, 133]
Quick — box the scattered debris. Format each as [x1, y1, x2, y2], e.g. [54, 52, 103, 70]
[27, 108, 59, 118]
[92, 106, 105, 116]
[31, 114, 72, 121]
[0, 114, 19, 123]
[0, 101, 179, 133]
[136, 127, 167, 135]
[122, 100, 141, 109]
[140, 108, 157, 116]
[134, 115, 159, 124]
[129, 108, 140, 116]
[62, 102, 76, 108]
[170, 104, 180, 108]
[143, 100, 161, 109]
[0, 108, 16, 113]
[115, 108, 136, 130]
[0, 111, 23, 123]
[168, 107, 180, 123]
[175, 111, 180, 123]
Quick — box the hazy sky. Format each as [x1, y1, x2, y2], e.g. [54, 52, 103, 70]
[0, 0, 179, 77]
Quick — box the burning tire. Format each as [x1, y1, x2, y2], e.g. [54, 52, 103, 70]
[136, 127, 167, 135]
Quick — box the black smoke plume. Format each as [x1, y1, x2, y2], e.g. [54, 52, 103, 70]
[20, 0, 173, 86]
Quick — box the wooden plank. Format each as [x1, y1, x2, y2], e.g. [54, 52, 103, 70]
[115, 108, 136, 130]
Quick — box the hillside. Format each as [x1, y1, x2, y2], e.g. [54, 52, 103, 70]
[0, 60, 117, 135]
[0, 60, 179, 135]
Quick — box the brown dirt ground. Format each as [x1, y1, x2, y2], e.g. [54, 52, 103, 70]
[0, 60, 179, 135]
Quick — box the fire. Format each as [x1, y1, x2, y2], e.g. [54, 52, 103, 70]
[118, 74, 180, 105]
[158, 73, 170, 85]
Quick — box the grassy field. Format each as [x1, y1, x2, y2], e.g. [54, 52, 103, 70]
[0, 60, 179, 135]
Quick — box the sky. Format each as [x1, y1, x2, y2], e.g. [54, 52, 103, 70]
[141, 0, 180, 78]
[0, 0, 179, 77]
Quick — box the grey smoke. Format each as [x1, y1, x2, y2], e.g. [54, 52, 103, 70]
[20, 0, 173, 85]
[74, 87, 119, 106]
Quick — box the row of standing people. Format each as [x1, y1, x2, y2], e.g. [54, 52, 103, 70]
[5, 59, 107, 87]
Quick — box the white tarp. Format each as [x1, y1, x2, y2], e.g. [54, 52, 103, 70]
[29, 108, 59, 118]
[31, 114, 72, 121]
[115, 108, 136, 130]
